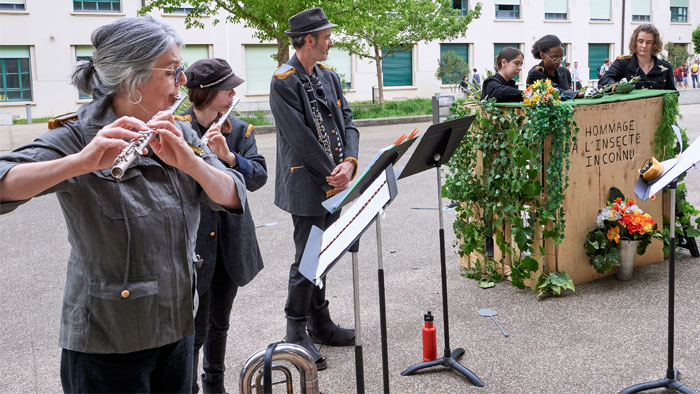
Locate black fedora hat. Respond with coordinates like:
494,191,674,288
184,58,244,90
285,8,337,37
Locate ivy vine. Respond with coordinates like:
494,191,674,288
443,97,578,297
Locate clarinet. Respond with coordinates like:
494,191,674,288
302,75,334,161
111,94,187,180
200,96,240,146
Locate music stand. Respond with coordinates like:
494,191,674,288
398,116,484,387
622,136,700,394
300,164,400,393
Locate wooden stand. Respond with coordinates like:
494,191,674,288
461,95,666,286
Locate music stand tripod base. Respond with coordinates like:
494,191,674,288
397,116,483,387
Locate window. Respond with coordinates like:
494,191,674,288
588,44,610,80
590,0,611,21
671,0,688,23
544,0,567,20
323,48,352,89
0,46,32,102
181,44,209,69
631,0,651,22
439,44,468,84
494,43,520,81
452,0,469,16
75,45,93,100
73,0,121,12
243,45,278,94
382,48,413,86
0,0,25,11
166,7,195,14
495,1,520,19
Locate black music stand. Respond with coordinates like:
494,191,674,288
623,137,700,394
398,116,484,387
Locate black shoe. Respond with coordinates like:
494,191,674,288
307,306,355,346
286,319,328,370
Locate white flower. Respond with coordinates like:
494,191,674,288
658,65,668,72
626,204,642,214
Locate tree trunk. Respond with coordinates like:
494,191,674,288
373,44,385,106
277,37,290,67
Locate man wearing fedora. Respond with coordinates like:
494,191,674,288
270,7,359,370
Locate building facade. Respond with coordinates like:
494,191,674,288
0,0,697,120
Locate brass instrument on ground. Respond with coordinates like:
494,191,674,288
200,96,240,146
111,94,187,180
239,343,319,394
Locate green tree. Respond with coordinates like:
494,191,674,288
664,42,690,69
138,0,329,66
692,25,700,54
329,0,481,106
436,50,468,91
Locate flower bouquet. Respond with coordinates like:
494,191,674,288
584,197,660,274
523,79,560,106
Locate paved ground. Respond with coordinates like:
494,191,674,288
2,98,700,393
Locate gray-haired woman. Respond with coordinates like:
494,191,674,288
0,16,246,393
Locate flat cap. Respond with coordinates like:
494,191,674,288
184,58,244,90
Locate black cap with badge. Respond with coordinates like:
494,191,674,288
184,58,244,90
285,7,337,37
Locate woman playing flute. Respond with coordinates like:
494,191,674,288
182,58,267,394
0,16,245,393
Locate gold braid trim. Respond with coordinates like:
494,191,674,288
319,63,335,71
344,157,358,180
245,124,254,138
48,112,78,130
173,114,192,122
326,189,342,198
616,55,632,60
274,68,296,79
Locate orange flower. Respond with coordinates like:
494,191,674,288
607,227,620,243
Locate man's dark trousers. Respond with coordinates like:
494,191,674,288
286,211,341,320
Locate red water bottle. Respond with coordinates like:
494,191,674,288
422,311,437,362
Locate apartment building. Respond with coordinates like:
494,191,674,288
0,0,697,120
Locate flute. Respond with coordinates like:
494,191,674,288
111,93,187,180
200,96,240,146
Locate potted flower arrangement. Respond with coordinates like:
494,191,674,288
584,197,660,280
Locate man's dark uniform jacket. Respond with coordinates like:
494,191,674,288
599,54,676,90
270,54,359,217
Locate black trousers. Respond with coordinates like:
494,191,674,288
285,211,341,321
60,335,193,393
192,251,238,393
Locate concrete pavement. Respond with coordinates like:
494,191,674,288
2,101,700,393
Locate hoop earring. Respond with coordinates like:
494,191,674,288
128,89,142,105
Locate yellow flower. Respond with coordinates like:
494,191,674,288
607,227,620,243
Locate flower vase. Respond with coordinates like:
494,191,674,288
616,239,639,281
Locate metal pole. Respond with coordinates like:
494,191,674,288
351,251,365,394
376,215,390,393
25,104,32,125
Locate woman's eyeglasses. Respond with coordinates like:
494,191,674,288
151,64,185,85
544,54,566,63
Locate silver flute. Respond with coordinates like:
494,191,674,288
200,96,240,146
111,93,187,180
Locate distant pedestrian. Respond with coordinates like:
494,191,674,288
691,60,699,88
459,75,469,92
683,62,690,88
471,68,481,85
675,65,685,89
565,62,574,89
597,58,610,79
573,61,583,89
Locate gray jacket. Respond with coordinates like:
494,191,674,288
0,93,246,354
184,107,266,290
270,54,359,217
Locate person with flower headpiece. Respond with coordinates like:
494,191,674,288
526,35,584,99
269,7,359,371
183,58,267,394
599,24,675,90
